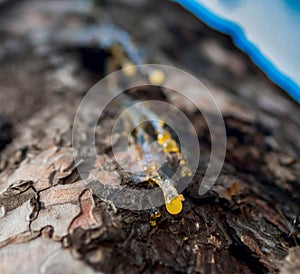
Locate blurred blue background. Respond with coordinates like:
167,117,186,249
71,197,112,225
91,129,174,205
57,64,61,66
175,0,300,103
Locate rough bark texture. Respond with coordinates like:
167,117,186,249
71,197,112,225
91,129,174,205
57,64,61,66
0,0,299,273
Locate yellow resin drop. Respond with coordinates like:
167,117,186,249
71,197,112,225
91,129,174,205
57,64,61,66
157,120,165,127
165,194,184,215
164,139,179,153
148,69,165,85
181,166,192,177
150,207,161,226
157,132,171,145
157,132,179,152
122,61,137,77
